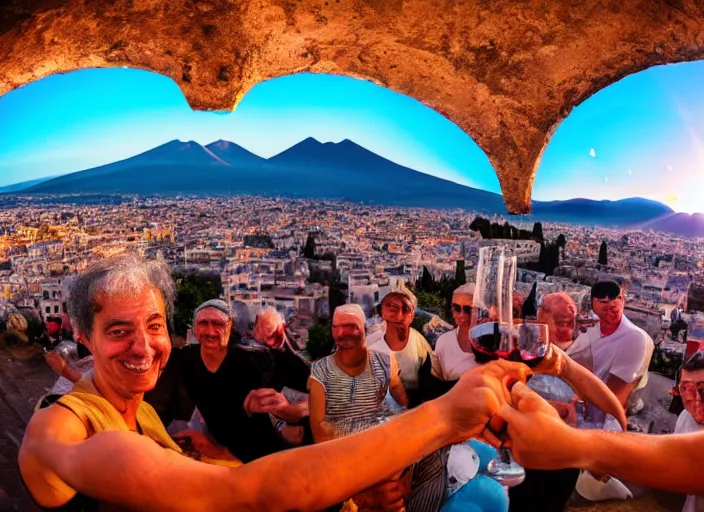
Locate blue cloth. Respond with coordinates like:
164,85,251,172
441,440,508,512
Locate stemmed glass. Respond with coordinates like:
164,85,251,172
468,246,550,490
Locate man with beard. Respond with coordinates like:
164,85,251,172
367,285,441,407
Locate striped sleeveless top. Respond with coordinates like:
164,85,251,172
311,350,391,429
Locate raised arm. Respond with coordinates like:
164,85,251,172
389,354,409,408
534,345,627,430
561,354,628,429
502,382,704,496
22,398,452,511
307,377,336,443
22,360,527,512
44,350,83,384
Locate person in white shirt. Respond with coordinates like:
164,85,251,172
366,285,440,406
673,351,704,512
434,283,480,381
568,280,654,415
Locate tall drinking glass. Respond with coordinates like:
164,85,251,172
470,246,526,489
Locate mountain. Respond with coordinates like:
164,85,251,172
640,212,704,238
530,197,674,225
206,140,265,166
24,140,250,195
0,175,58,193
19,137,679,228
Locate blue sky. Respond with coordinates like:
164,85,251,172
1,62,703,213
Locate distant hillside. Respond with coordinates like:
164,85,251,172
531,197,674,225
19,137,679,229
640,212,704,238
0,176,57,193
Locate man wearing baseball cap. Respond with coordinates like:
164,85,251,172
569,280,654,418
366,284,441,407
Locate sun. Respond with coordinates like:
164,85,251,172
669,171,704,214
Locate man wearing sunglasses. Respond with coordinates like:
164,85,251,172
435,284,480,381
568,280,654,417
673,351,704,512
367,285,441,407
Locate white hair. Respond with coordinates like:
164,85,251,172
66,253,176,339
333,304,366,330
453,283,476,297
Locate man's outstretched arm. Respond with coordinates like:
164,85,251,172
23,360,529,512
501,382,704,496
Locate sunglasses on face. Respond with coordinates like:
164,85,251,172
594,294,624,306
680,381,704,400
452,303,473,315
383,301,413,315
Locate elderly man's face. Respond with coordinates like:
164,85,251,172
542,300,577,344
86,286,171,398
332,311,365,351
451,293,473,327
194,307,231,353
253,313,285,349
680,369,704,424
380,295,414,327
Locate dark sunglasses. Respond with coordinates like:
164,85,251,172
452,303,473,315
679,381,704,400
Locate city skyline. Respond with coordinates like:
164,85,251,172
1,61,704,214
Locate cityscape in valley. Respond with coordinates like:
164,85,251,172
3,64,704,512
1,193,702,356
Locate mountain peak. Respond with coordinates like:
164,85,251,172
299,137,323,146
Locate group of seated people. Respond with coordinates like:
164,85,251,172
22,253,703,512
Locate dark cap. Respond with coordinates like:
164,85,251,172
591,280,622,300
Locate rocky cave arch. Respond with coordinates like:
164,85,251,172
2,0,704,213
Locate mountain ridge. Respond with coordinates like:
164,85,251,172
15,137,688,233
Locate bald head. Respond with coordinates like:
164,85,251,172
333,304,366,332
332,304,367,352
254,307,286,348
538,292,577,345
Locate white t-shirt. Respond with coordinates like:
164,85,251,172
569,315,653,392
367,325,438,390
674,410,704,512
434,329,480,381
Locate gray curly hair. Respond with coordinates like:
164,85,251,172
65,253,176,339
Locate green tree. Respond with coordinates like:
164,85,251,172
172,272,220,337
303,233,317,259
598,240,608,266
418,266,435,293
306,323,335,361
531,222,544,242
556,234,566,249
416,290,444,311
454,260,467,286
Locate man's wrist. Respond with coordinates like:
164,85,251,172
423,398,456,446
569,428,599,472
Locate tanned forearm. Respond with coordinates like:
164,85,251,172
562,358,627,429
246,400,453,511
52,401,453,511
574,429,704,495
